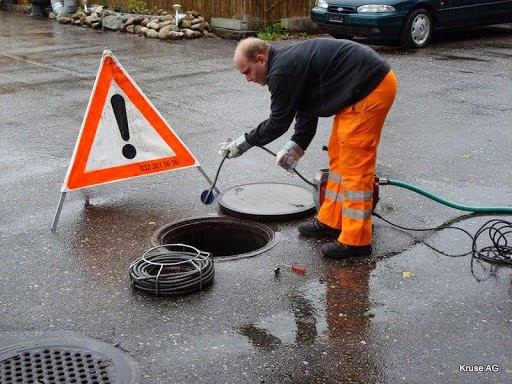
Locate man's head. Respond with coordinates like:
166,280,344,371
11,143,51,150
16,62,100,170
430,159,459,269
233,37,270,86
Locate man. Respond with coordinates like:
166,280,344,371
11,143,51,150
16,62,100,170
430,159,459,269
218,37,397,259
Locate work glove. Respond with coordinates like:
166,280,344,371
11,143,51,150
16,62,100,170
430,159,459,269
276,140,304,173
218,134,252,158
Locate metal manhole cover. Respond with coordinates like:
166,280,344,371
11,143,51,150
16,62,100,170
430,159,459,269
218,182,316,221
0,337,139,384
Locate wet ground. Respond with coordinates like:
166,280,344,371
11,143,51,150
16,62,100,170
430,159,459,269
1,10,512,384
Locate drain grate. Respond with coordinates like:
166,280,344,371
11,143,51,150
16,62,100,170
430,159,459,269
0,338,139,384
1,347,111,383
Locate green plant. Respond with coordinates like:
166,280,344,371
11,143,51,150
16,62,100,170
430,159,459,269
107,0,124,12
127,0,149,14
257,22,289,41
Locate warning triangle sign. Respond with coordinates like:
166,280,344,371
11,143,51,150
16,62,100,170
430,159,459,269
62,49,198,191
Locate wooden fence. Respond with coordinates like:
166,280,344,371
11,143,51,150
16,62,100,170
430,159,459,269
108,0,317,29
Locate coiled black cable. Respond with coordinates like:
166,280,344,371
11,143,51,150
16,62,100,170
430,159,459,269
129,244,215,296
471,219,512,266
373,213,512,267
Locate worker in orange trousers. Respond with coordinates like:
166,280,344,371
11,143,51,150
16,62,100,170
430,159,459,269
218,37,397,258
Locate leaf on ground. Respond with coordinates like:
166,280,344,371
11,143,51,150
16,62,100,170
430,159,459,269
402,271,415,279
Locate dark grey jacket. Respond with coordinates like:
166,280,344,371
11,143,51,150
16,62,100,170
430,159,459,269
245,38,391,150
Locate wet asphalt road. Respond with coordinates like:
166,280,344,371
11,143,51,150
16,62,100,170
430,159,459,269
1,10,512,384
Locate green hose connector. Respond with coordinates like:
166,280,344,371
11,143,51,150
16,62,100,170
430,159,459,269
379,178,512,214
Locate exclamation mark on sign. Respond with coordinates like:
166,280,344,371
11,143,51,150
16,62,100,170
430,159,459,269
111,94,137,159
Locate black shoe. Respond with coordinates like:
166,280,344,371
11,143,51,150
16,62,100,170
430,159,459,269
322,241,372,259
298,218,341,238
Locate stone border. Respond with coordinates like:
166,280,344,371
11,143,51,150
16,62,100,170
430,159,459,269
51,5,216,41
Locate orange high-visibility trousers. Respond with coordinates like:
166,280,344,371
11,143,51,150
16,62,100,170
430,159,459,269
317,71,397,246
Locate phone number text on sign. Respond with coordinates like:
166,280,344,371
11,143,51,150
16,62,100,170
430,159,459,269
139,159,180,172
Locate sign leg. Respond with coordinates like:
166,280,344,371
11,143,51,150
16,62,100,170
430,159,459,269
51,192,67,232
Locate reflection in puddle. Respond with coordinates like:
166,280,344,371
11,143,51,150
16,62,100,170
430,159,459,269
238,324,282,351
236,262,380,382
325,262,374,337
238,261,376,345
237,280,327,351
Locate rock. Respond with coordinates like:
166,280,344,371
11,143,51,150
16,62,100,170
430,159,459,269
146,21,160,30
168,31,184,40
90,5,104,13
191,22,208,32
102,15,123,31
182,28,202,39
85,15,101,26
191,17,205,24
131,15,145,24
57,16,72,24
146,29,159,38
180,19,192,29
72,11,85,20
158,25,173,39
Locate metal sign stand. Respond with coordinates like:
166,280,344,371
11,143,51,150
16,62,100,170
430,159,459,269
50,166,218,232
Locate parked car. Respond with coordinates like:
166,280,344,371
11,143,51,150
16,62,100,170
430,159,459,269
310,0,512,48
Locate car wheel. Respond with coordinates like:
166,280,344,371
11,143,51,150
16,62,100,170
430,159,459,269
401,8,432,48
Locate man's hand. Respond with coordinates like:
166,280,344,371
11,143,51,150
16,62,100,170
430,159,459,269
218,135,252,158
276,140,304,173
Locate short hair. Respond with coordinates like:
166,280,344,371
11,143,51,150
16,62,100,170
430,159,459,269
235,37,271,63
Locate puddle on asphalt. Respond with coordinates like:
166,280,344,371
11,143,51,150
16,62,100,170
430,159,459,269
237,261,375,350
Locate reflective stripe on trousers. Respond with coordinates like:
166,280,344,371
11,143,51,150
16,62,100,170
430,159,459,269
317,70,397,246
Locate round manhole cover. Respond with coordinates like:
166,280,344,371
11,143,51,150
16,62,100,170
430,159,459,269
217,182,316,221
0,337,139,384
150,215,278,261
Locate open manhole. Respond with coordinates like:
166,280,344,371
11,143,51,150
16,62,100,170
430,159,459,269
0,337,139,384
150,216,278,261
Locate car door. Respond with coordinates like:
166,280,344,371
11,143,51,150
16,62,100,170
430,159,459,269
475,0,512,22
436,0,477,27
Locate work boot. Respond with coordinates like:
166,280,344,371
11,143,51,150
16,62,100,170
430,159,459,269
322,241,372,259
298,217,341,238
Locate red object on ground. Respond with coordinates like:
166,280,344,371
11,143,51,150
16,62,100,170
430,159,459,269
289,265,307,275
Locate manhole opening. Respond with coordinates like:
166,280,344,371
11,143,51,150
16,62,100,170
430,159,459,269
151,216,278,260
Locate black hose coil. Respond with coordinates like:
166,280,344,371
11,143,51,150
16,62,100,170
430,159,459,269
129,244,215,296
472,219,512,266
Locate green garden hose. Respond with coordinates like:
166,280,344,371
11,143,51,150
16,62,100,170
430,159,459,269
379,178,512,214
